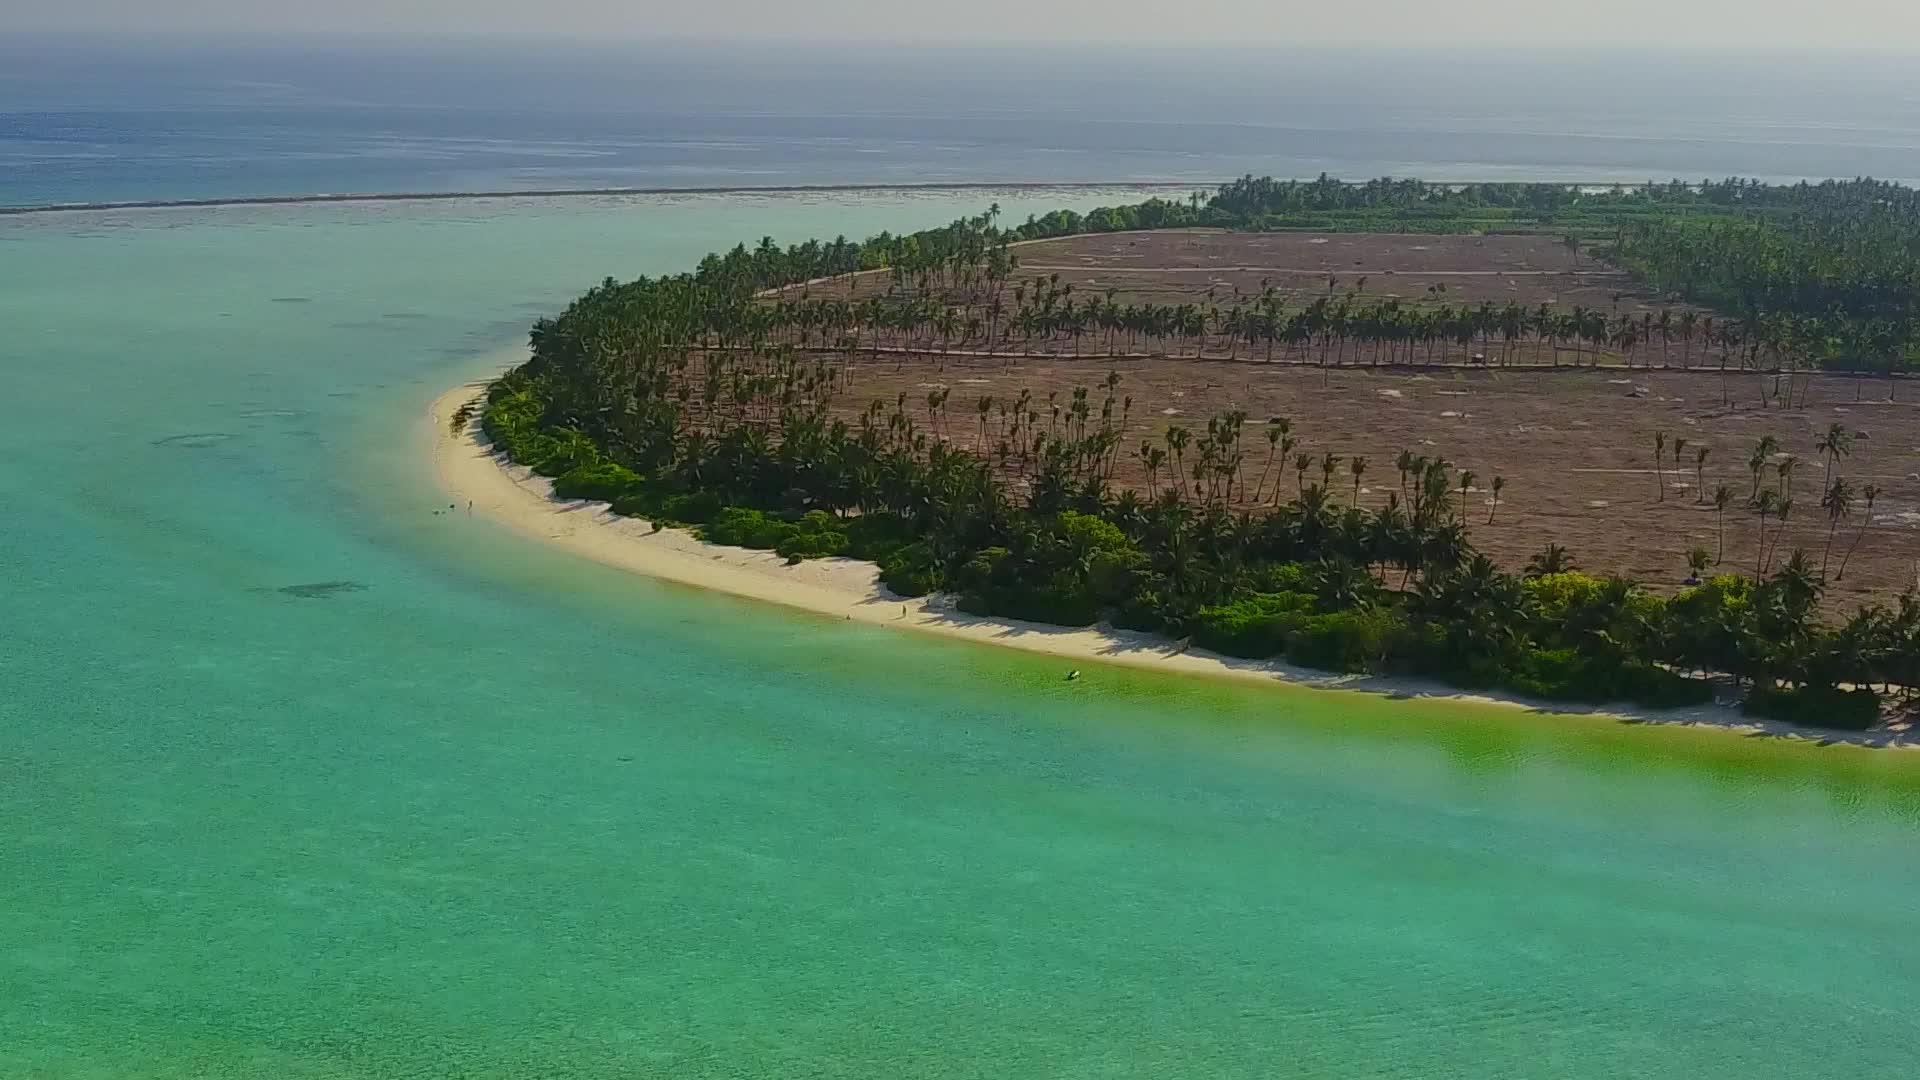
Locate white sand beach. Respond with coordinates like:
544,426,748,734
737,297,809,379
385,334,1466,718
429,379,1917,750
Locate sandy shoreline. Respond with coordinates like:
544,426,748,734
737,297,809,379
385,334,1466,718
428,379,1917,750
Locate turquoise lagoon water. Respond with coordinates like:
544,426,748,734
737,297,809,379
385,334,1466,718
3,190,1919,1078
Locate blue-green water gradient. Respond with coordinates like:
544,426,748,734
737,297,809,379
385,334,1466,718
3,191,1918,1078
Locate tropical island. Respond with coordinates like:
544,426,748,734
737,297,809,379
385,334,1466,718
454,176,1920,735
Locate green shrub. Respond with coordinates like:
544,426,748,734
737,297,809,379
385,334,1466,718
1522,571,1608,620
654,491,723,525
1502,649,1712,708
880,543,943,597
500,430,557,469
481,386,548,452
1055,511,1133,555
1743,685,1881,731
552,462,644,502
609,492,658,519
774,530,849,562
845,513,918,564
1664,575,1757,677
1191,591,1314,659
1110,592,1167,634
1087,549,1149,607
701,507,798,550
697,508,852,562
986,575,1100,627
951,549,1102,627
1614,664,1714,708
1285,609,1404,673
531,430,600,477
950,547,1010,597
1252,562,1312,594
1502,647,1581,699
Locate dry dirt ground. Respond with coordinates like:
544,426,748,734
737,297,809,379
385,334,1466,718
1009,229,1647,312
830,359,1918,608
776,232,1920,608
783,230,1722,369
790,229,1696,326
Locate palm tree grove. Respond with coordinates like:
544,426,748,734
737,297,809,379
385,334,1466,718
473,175,1920,731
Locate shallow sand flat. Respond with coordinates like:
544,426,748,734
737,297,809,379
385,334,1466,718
430,380,1917,750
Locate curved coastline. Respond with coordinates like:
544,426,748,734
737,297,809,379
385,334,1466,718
427,378,1918,751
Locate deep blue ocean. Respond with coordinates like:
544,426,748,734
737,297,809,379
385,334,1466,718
5,37,1920,207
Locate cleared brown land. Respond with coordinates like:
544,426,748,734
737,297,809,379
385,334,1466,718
785,229,1690,327
765,231,1919,607
1012,229,1644,311
846,361,1916,604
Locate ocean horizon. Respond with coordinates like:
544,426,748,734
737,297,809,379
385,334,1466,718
6,37,1920,208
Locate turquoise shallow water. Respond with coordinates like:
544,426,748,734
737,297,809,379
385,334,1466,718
4,190,1920,1078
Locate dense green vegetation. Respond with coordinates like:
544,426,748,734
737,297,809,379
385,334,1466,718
1613,179,1920,378
482,176,1920,731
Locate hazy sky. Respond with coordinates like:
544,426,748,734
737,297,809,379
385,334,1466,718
10,0,1920,50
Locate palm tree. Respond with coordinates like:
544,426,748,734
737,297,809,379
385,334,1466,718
1457,470,1477,522
1773,550,1822,616
1652,431,1666,501
1713,485,1733,564
1692,445,1711,503
1776,454,1798,501
1747,435,1779,503
1752,489,1780,573
1685,547,1712,583
1165,426,1190,499
1816,422,1852,489
1320,453,1343,491
1765,495,1794,576
1821,476,1855,580
1350,455,1369,506
1486,475,1505,524
1273,429,1299,505
1671,437,1688,495
1526,542,1573,577
1835,483,1880,582
1253,419,1288,504
1293,451,1314,495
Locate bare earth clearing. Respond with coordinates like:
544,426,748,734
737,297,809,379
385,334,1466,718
766,231,1920,609
1011,229,1642,311
785,230,1691,334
